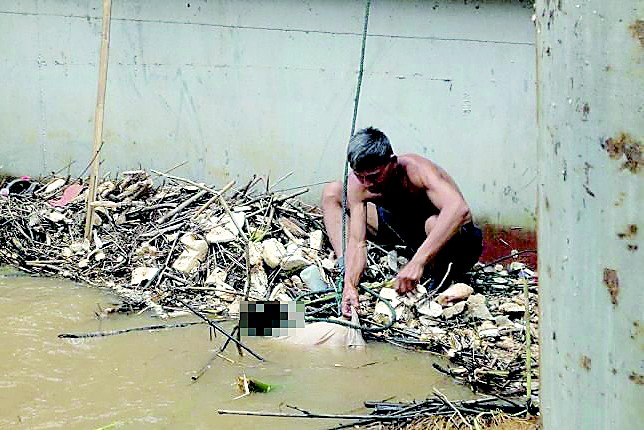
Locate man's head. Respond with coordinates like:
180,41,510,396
347,127,396,192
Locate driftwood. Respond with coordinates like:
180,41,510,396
58,321,204,339
0,169,539,399
217,394,529,425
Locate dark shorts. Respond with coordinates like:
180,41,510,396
375,206,483,279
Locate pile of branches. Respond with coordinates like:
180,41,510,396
219,393,536,430
0,170,333,315
0,170,539,399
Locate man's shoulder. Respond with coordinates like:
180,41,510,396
398,153,434,165
346,173,369,202
397,154,437,180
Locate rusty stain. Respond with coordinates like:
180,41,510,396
629,372,644,385
580,355,592,371
617,224,638,239
602,268,619,306
602,132,642,173
629,20,644,47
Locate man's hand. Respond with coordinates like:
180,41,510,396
395,260,424,294
341,285,360,318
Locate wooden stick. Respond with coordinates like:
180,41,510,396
218,193,249,243
217,410,407,420
84,0,113,240
194,180,235,217
176,298,265,361
434,388,472,430
268,171,293,191
150,169,222,194
523,278,532,403
58,321,203,339
157,188,208,224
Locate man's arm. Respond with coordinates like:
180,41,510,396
341,191,368,317
396,160,471,293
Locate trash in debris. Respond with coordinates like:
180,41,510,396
436,282,474,305
0,170,539,398
300,265,329,292
236,374,277,398
48,183,84,207
442,301,466,319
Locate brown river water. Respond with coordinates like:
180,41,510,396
0,272,474,429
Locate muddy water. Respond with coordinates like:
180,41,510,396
0,273,474,429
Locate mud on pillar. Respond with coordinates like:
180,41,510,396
535,1,643,428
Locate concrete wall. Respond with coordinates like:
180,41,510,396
0,0,536,227
536,1,643,428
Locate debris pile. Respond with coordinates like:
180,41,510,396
0,171,539,398
0,171,330,316
361,261,539,399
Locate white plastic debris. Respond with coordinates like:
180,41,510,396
248,241,264,266
205,266,228,286
308,230,323,252
47,211,66,223
205,212,246,243
442,301,466,319
131,267,159,285
378,287,401,307
250,265,268,298
228,298,241,317
42,178,66,195
280,243,311,271
416,300,443,318
69,239,90,255
172,233,208,273
261,238,286,268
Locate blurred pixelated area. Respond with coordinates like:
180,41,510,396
240,301,305,337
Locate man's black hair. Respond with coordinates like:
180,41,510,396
347,127,393,171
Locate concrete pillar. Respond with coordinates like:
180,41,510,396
535,1,642,428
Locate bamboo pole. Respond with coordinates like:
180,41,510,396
84,0,113,240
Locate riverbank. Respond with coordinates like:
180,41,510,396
0,171,539,427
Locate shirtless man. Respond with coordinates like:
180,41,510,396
321,127,483,318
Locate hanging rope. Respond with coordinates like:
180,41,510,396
338,0,372,316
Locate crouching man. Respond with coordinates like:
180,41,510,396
321,127,483,317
